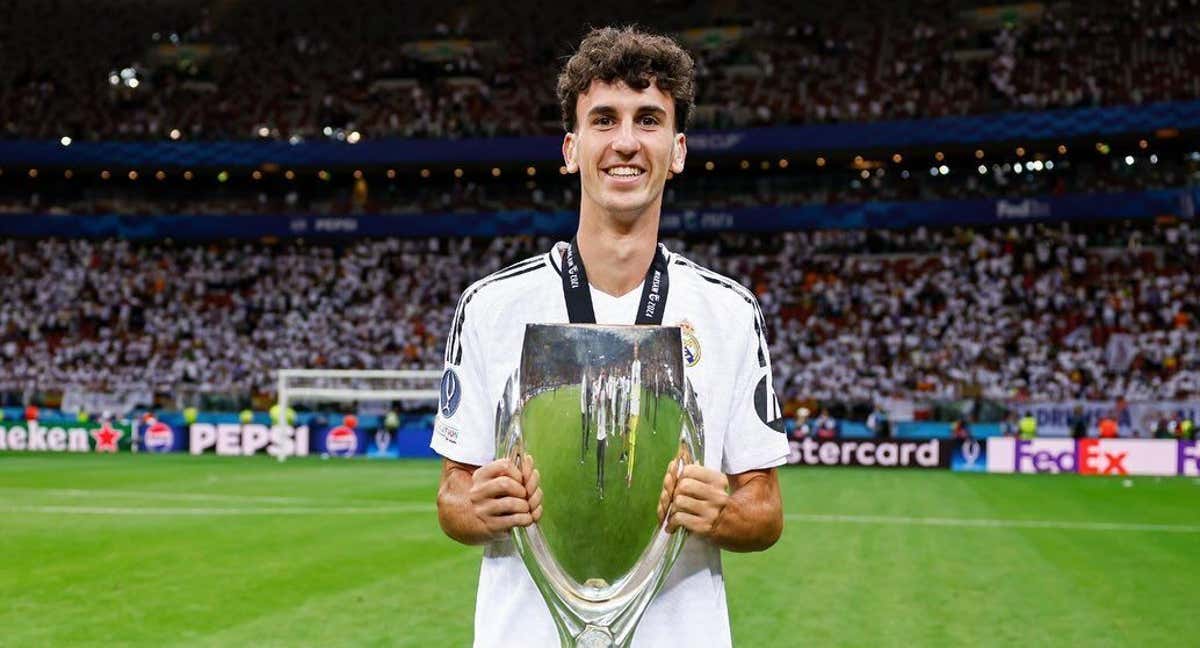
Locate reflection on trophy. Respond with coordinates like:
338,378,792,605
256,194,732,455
496,324,705,648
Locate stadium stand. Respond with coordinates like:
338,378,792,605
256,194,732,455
1,0,1198,140
2,219,1197,413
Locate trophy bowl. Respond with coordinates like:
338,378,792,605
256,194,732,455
496,324,705,648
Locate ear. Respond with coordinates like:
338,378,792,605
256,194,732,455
670,132,687,174
562,132,579,174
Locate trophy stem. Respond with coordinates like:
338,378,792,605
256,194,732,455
574,625,614,648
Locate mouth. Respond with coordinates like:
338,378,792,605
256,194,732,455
602,165,646,182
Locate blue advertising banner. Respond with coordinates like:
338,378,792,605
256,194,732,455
949,438,989,472
137,420,186,453
1,187,1193,240
310,415,437,459
2,100,1196,167
312,423,366,457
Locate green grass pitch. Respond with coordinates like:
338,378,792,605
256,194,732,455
1,453,1197,646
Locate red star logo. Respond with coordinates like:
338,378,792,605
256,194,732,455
91,423,123,453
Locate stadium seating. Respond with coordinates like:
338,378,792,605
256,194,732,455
2,220,1196,413
2,0,1198,140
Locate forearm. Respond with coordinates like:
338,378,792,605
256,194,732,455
436,461,499,545
710,470,783,553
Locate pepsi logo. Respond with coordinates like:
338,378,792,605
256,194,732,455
144,421,174,453
325,425,358,456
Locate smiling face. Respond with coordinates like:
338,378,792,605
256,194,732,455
563,79,687,224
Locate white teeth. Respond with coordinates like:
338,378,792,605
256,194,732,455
606,167,644,177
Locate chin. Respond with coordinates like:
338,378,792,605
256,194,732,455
600,192,658,217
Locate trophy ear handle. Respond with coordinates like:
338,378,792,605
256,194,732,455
495,369,522,457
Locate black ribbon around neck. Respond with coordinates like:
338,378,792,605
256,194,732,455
562,238,670,325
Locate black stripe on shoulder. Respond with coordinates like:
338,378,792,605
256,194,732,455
548,249,564,277
445,256,545,362
447,259,548,364
497,256,545,275
673,257,770,368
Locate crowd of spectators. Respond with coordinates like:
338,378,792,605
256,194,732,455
713,221,1200,415
2,0,1198,141
2,220,1197,413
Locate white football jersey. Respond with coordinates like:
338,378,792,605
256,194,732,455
432,242,788,648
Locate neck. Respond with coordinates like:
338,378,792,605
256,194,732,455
575,206,660,297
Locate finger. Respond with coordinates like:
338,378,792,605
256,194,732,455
530,504,542,523
520,453,534,483
661,465,677,489
671,493,711,517
674,477,725,501
473,475,526,500
477,458,522,482
670,511,709,535
479,496,531,517
488,512,533,532
680,464,728,488
527,486,543,513
525,468,541,498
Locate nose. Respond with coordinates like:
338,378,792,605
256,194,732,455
611,121,640,155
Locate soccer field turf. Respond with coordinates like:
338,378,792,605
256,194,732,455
2,453,1197,647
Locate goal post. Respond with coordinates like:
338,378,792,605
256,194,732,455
276,369,442,415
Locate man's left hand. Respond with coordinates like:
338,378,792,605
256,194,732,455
667,464,730,539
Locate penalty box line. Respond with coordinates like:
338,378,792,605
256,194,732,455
785,513,1200,534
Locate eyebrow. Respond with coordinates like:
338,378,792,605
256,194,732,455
586,104,669,119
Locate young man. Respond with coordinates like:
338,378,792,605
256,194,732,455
432,26,787,648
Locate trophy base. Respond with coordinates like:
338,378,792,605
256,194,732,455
575,626,614,648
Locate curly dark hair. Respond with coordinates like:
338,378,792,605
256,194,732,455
557,26,696,133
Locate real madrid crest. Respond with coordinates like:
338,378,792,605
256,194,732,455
679,320,701,367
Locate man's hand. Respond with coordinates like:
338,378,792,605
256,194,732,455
520,453,543,524
469,458,534,536
437,454,542,545
655,460,783,553
666,464,730,538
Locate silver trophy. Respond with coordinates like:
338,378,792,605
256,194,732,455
496,324,705,648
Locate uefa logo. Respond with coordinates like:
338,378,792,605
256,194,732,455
440,369,462,417
325,425,358,456
952,439,987,472
144,421,174,453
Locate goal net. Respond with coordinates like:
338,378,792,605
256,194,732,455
275,369,442,414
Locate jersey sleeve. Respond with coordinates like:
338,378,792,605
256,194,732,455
431,290,495,466
721,299,789,475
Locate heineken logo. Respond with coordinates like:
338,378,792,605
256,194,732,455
90,423,124,453
0,421,123,453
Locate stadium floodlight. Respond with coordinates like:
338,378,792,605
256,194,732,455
276,369,441,415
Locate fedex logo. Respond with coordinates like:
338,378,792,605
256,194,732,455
1179,441,1200,477
1077,439,1127,475
1014,439,1076,473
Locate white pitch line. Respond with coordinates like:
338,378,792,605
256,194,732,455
785,513,1200,534
0,487,315,504
0,503,436,516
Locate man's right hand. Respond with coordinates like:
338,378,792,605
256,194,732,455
469,456,541,536
438,455,541,545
